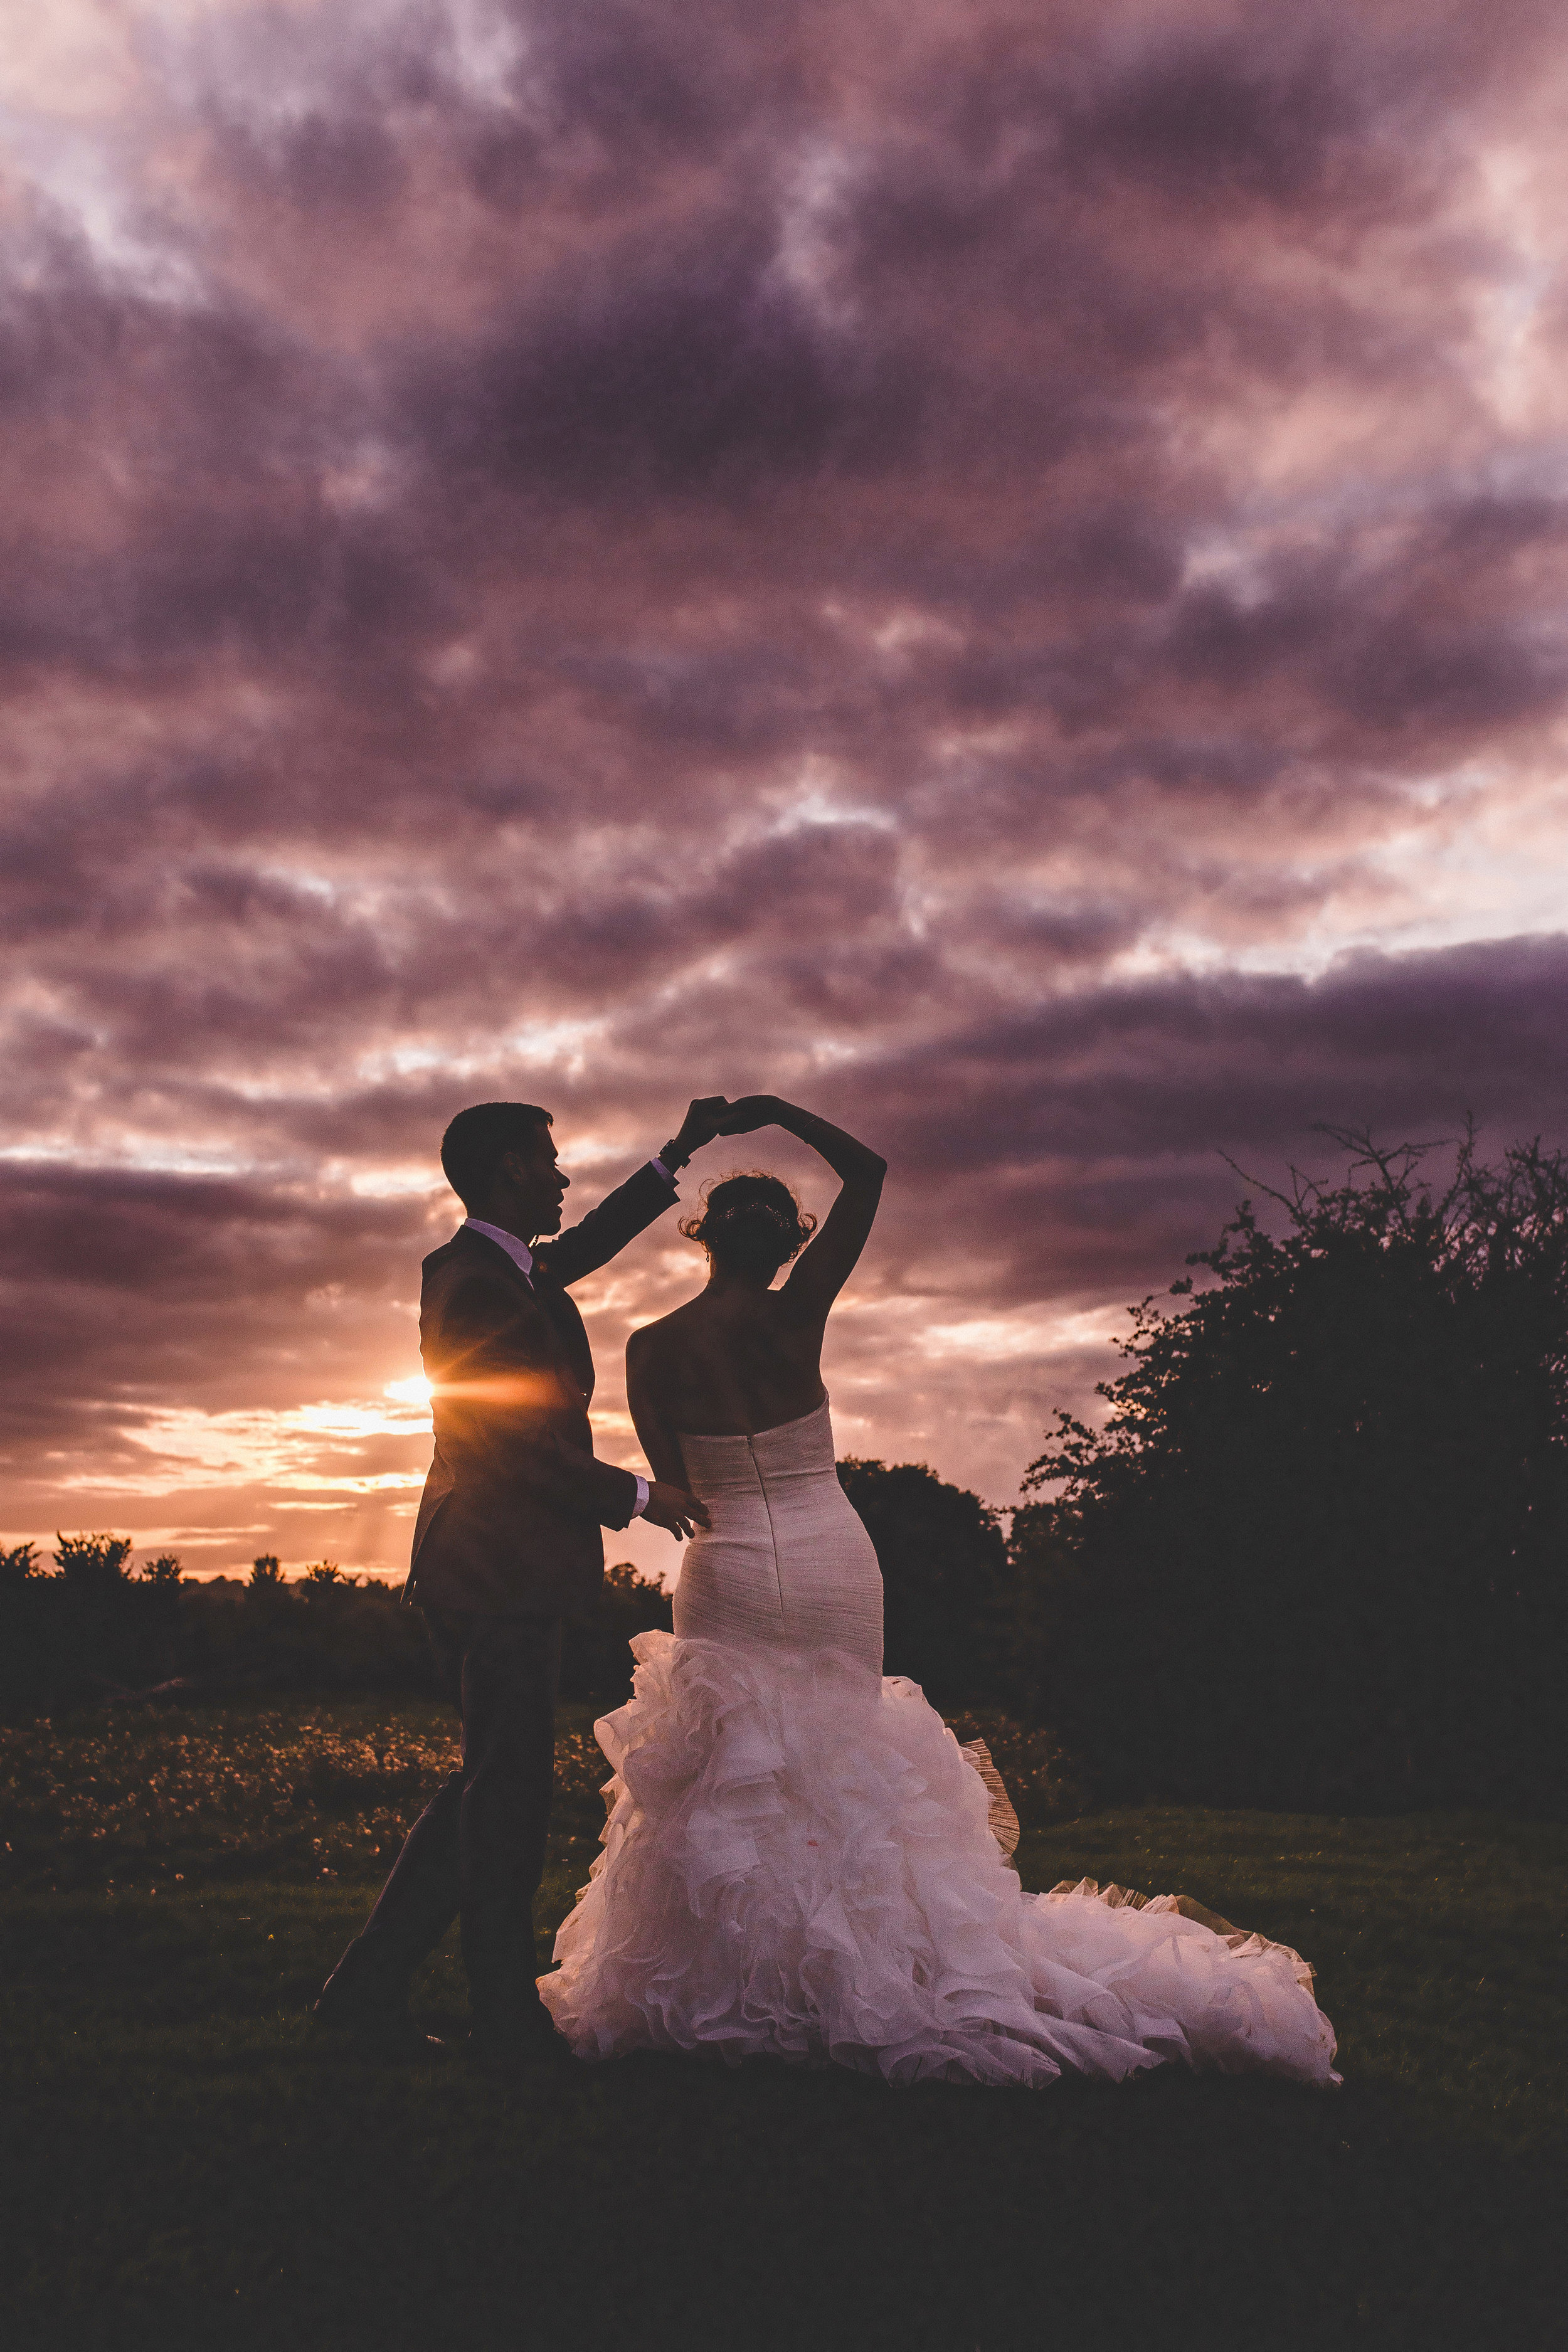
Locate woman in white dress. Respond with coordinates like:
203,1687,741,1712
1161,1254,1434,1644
539,1098,1339,2089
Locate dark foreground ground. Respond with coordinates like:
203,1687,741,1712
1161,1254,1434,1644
1,1698,1563,2351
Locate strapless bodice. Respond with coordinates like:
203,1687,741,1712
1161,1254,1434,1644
671,1394,883,1671
676,1393,837,1503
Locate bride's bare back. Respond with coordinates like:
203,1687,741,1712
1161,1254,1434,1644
627,1098,885,1485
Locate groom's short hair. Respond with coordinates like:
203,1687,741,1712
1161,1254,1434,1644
441,1102,553,1208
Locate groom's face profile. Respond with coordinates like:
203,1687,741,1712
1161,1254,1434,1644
496,1125,568,1239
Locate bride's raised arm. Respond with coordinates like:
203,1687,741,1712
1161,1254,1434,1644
716,1096,886,1319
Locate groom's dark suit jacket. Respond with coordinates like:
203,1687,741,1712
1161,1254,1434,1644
405,1162,675,1620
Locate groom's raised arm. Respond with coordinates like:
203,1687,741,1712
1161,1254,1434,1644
540,1160,679,1289
539,1097,729,1287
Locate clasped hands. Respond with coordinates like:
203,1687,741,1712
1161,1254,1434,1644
669,1093,778,1160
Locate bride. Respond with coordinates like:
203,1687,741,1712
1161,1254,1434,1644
539,1098,1339,2089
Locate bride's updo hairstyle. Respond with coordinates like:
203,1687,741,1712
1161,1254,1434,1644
681,1172,817,1281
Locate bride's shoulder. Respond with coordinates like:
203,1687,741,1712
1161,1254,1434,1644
627,1300,701,1353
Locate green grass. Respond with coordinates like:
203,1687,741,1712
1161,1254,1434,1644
2,1698,1563,2350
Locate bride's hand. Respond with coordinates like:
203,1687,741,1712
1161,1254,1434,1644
714,1094,777,1135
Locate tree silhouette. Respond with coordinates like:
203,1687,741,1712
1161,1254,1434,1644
53,1534,134,1594
837,1458,1012,1706
1017,1128,1568,1811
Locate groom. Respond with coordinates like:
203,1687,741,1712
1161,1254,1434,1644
311,1096,725,2060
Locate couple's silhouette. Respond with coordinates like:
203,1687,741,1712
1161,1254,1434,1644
314,1094,1338,2087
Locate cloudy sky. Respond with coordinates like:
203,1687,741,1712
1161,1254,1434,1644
4,0,1567,1582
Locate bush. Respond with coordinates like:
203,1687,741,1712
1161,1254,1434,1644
942,1708,1086,1825
837,1459,1014,1707
0,1545,682,1717
1020,1130,1568,1814
561,1562,673,1702
53,1533,134,1594
180,1572,434,1698
0,1548,437,1717
1,1542,41,1588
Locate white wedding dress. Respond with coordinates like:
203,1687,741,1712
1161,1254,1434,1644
539,1398,1340,2089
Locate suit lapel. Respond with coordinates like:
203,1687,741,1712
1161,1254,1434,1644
528,1256,595,1399
453,1227,595,1404
524,1251,603,1404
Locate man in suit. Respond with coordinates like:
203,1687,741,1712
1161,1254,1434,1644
311,1095,726,2061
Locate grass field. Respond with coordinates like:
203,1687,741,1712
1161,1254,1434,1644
2,1697,1563,2351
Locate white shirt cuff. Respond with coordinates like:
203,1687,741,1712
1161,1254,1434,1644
649,1155,676,1187
632,1475,649,1518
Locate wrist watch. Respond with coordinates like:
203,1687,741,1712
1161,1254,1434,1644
659,1136,689,1172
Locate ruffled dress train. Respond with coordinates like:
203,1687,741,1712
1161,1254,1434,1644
539,1401,1338,2090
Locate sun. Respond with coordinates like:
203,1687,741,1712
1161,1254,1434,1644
383,1376,433,1407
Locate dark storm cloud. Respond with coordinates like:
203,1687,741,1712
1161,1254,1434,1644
868,932,1568,1178
411,224,928,501
1056,36,1359,206
808,930,1568,1308
0,1162,425,1396
1160,494,1568,738
4,0,1567,1554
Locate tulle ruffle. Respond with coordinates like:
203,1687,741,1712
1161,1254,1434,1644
538,1631,1340,2090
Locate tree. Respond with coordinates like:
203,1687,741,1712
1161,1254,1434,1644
53,1534,134,1593
1,1542,40,1587
561,1561,675,1702
249,1554,283,1588
140,1553,184,1586
1019,1130,1568,1812
837,1458,1012,1707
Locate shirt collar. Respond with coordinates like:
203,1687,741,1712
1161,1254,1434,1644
461,1217,534,1280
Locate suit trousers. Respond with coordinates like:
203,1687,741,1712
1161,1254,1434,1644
322,1608,562,2030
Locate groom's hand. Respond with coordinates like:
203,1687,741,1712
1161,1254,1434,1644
642,1481,711,1539
714,1094,776,1136
669,1096,731,1162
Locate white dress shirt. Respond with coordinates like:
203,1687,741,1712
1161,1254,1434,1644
460,1216,538,1279
459,1152,678,1521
